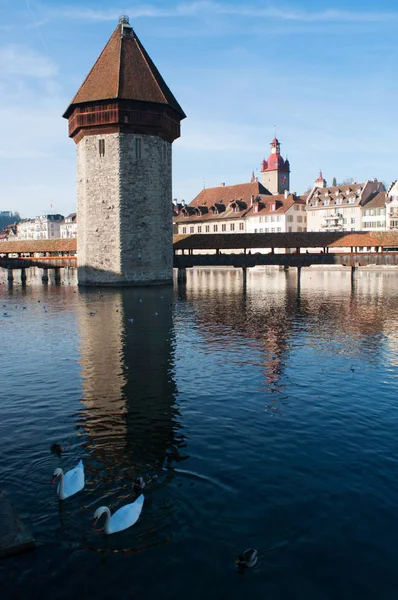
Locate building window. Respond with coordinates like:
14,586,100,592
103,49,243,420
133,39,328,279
277,227,282,232
213,224,218,232
254,229,258,233
182,227,186,234
99,139,105,157
288,226,292,232
198,226,202,233
222,224,226,231
351,217,355,224
135,138,142,159
271,216,275,222
297,216,302,223
276,216,281,222
259,216,263,223
287,215,293,222
190,226,194,233
239,222,244,231
205,225,210,232
230,223,235,231
271,227,275,232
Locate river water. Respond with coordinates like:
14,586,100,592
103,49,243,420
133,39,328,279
1,266,398,599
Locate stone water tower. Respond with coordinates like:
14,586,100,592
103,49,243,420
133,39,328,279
63,17,186,286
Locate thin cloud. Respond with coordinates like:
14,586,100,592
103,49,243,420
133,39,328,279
0,45,57,78
42,2,398,23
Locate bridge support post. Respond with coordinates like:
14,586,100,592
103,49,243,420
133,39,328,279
242,267,247,287
351,265,357,282
7,268,13,284
42,269,49,284
54,268,61,284
20,268,27,284
177,268,187,283
297,265,302,286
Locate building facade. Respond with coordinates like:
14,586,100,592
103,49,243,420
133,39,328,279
12,214,64,241
306,178,384,232
63,16,185,286
175,181,306,235
60,213,77,238
386,181,398,231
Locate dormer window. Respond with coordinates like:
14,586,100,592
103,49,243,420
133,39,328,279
253,204,258,213
271,203,276,211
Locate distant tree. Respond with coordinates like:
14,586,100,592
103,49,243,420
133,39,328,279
338,177,355,185
332,177,337,186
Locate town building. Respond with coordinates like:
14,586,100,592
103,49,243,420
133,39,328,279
175,181,270,235
60,213,77,238
386,181,398,231
175,181,306,235
361,191,387,231
63,16,185,286
306,178,384,232
260,137,290,195
246,191,307,233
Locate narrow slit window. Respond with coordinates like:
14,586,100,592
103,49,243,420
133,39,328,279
99,139,105,157
135,138,142,159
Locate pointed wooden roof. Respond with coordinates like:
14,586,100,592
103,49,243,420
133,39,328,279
63,18,185,119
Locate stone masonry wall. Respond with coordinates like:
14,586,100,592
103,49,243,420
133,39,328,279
77,134,122,285
76,133,173,285
119,134,173,283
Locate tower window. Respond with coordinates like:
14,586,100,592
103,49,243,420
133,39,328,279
135,138,142,159
99,139,105,157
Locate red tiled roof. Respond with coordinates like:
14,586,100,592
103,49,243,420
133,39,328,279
0,239,77,254
64,20,185,118
245,194,305,216
362,191,387,209
172,231,398,250
175,182,271,222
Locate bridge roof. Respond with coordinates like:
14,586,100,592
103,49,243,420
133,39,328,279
173,231,398,250
0,239,77,254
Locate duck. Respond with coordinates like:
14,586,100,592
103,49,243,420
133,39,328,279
235,548,258,572
50,443,63,456
133,476,145,492
52,459,85,500
93,494,145,535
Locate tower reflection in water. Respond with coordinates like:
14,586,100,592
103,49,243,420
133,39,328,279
77,286,184,484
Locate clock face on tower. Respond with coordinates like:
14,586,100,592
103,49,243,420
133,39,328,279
271,147,276,154
281,175,287,185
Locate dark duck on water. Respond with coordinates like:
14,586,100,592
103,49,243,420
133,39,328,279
235,548,258,573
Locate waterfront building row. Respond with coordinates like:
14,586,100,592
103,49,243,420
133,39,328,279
0,213,77,241
175,137,398,236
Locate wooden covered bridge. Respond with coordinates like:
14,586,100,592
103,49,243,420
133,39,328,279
1,231,398,284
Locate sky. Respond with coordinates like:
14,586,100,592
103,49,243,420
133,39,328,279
0,0,398,218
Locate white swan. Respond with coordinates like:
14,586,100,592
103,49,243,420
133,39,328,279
52,459,85,500
93,494,144,534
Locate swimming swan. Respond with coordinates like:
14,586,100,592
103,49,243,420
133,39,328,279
52,459,85,500
93,494,144,534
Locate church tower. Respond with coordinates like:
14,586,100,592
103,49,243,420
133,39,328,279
63,17,186,286
260,137,290,195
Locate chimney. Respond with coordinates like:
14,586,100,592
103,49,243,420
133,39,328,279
251,194,254,205
284,189,289,199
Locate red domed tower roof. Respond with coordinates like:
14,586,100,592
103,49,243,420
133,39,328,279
267,154,286,170
261,137,289,172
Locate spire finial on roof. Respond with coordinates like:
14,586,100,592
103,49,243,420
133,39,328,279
119,15,130,24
